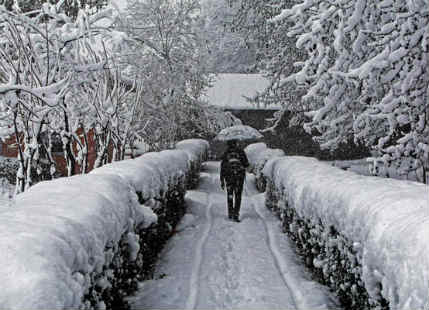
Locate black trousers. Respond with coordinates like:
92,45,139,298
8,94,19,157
225,176,244,218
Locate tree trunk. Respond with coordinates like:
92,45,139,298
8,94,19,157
13,111,26,194
63,109,76,176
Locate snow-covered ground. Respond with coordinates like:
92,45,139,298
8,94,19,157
127,162,340,310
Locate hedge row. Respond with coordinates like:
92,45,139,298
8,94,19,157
0,139,209,310
244,142,284,192
246,143,428,310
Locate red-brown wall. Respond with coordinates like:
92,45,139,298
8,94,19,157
1,129,113,176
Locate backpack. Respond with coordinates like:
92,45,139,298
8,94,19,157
225,150,244,176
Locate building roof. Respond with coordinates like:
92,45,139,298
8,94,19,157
201,73,280,109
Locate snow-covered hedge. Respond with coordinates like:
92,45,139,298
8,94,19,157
263,156,429,309
244,143,284,191
176,139,210,189
0,157,19,184
244,142,268,171
0,139,209,310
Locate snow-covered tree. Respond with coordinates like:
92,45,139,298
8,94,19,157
199,0,257,73
0,5,71,192
0,2,120,191
221,0,307,118
119,0,209,102
276,0,429,183
351,0,429,183
80,68,146,168
0,0,255,193
113,0,220,149
227,0,428,183
2,0,108,19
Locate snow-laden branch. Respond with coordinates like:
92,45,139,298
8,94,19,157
0,77,70,107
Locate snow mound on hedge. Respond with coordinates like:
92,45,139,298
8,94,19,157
244,142,267,165
245,142,285,174
92,139,209,199
0,139,208,309
263,156,429,309
175,139,210,163
92,150,189,200
0,174,140,310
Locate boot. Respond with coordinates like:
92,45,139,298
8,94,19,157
227,193,234,220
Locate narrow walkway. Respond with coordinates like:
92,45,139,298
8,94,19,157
128,162,340,309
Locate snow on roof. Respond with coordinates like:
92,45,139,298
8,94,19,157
201,73,279,109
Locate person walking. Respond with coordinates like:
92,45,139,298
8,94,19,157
220,139,249,222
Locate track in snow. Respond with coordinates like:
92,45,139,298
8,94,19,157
246,184,301,310
185,176,214,310
129,162,340,310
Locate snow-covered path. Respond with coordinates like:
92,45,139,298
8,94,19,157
128,162,340,310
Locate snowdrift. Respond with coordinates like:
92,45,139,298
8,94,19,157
0,139,209,309
262,156,428,309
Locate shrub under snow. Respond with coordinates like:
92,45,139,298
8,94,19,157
176,139,210,189
244,142,268,171
262,156,428,309
0,157,19,185
0,139,209,309
244,143,285,191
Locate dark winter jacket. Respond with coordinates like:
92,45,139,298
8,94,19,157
220,145,249,185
